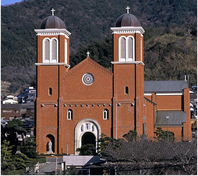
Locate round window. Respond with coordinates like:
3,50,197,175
82,73,94,86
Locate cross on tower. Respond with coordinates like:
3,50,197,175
51,8,55,16
86,51,90,57
126,6,130,13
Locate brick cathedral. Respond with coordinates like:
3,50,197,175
35,7,191,154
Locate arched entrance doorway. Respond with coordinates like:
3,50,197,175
82,132,96,146
74,119,101,155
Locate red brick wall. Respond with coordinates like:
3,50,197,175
183,87,192,141
60,105,112,154
39,66,59,101
62,58,112,101
116,104,135,139
113,64,135,100
144,96,155,140
156,95,182,110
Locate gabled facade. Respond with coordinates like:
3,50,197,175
35,7,191,155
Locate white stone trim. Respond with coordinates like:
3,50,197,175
127,36,135,61
65,39,67,64
35,29,71,38
111,61,144,65
35,63,70,67
140,37,143,62
111,26,145,34
118,35,135,62
51,38,59,63
42,37,50,63
156,93,183,96
74,119,101,155
144,93,152,96
119,36,126,61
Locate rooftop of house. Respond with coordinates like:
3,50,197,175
144,80,188,93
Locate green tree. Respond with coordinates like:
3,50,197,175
97,133,114,155
1,139,32,174
20,136,37,158
154,127,175,141
123,130,138,142
12,152,32,170
2,119,26,154
98,133,123,155
76,144,96,155
1,140,15,172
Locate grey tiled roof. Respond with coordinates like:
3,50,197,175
1,104,22,109
156,111,186,127
144,80,188,93
1,103,34,110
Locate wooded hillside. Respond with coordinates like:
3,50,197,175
1,0,197,94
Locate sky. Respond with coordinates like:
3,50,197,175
1,0,23,6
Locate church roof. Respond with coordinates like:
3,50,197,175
116,13,141,27
144,81,188,93
40,9,66,29
115,6,141,27
40,15,66,29
156,111,186,127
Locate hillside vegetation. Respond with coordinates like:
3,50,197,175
1,0,197,95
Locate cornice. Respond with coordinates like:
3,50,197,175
35,63,70,68
111,61,145,66
156,93,183,96
34,29,71,38
111,26,145,35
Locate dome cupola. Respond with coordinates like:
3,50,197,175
40,8,66,29
115,6,141,27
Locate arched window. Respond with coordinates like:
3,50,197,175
51,38,58,63
43,38,50,63
127,37,134,61
67,109,73,120
65,39,67,64
119,37,126,61
42,38,58,63
125,86,129,94
119,36,135,61
48,87,52,96
103,109,109,120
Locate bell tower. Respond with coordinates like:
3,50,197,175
35,9,71,154
111,6,145,138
